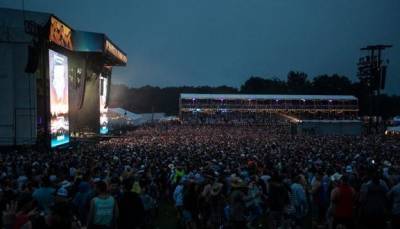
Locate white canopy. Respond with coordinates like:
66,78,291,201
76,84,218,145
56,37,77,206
108,108,166,126
387,126,400,133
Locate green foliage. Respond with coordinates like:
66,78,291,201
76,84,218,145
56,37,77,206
109,72,400,118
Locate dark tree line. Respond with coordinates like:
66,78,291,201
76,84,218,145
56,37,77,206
109,71,400,118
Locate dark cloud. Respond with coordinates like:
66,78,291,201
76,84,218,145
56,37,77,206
1,0,399,94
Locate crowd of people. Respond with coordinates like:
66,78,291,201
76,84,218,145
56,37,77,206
1,123,400,229
180,111,358,126
181,112,290,125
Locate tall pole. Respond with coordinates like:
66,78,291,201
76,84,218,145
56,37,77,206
357,45,392,134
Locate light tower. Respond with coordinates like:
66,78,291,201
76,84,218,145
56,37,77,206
357,45,392,132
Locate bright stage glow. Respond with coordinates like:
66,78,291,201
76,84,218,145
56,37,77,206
49,49,69,147
100,75,109,134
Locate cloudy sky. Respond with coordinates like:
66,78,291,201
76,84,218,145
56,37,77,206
1,0,399,94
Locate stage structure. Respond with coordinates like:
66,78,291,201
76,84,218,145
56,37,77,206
0,8,127,148
180,93,361,135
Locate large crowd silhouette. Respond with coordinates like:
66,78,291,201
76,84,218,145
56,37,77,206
1,123,400,229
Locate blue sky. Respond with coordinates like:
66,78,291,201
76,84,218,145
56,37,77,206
1,0,399,94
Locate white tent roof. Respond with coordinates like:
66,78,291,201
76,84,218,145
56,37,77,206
180,93,357,101
109,108,142,121
108,108,167,125
387,126,400,132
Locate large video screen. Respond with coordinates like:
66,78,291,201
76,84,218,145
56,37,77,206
99,75,109,134
49,49,69,147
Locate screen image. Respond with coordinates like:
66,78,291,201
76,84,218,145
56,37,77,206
100,75,109,134
49,49,69,147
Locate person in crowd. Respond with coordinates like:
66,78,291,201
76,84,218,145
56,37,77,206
268,173,289,229
330,175,355,229
1,122,399,228
182,181,198,229
118,178,145,229
387,176,400,229
32,177,55,214
228,177,247,229
73,175,93,224
87,181,118,229
359,172,389,229
173,178,184,222
290,175,308,227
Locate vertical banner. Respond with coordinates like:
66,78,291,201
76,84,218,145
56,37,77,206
49,49,69,147
99,75,109,134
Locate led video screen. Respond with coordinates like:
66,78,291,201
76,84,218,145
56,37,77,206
100,75,109,134
49,49,69,147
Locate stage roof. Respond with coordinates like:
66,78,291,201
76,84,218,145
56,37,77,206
0,7,51,43
180,93,357,101
73,31,127,66
0,7,127,66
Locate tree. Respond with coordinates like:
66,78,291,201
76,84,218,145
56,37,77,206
287,71,310,94
311,74,352,95
240,76,287,94
109,74,400,118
